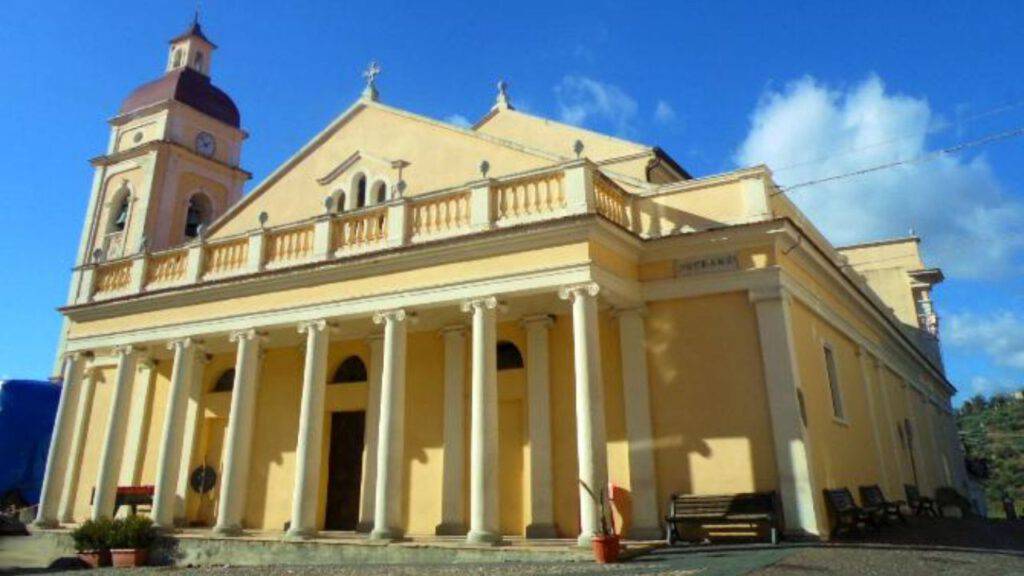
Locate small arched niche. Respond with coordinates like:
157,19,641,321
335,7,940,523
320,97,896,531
352,173,367,209
212,369,235,393
332,355,368,384
184,192,212,239
497,340,524,371
371,181,387,204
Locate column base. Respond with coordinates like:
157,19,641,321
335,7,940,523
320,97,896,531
576,532,596,547
466,529,502,545
369,528,398,541
625,525,664,541
355,521,373,534
284,528,317,540
32,518,59,530
524,523,558,539
213,524,243,537
782,528,821,542
435,522,467,536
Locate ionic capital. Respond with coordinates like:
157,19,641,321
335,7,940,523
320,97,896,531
558,282,600,302
297,319,330,335
113,344,139,357
372,308,408,325
229,328,265,344
460,296,499,313
166,337,201,353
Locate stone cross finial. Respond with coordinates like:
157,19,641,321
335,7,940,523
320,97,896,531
495,79,513,110
362,61,381,101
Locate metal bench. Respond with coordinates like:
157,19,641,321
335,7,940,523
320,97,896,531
664,491,780,545
858,484,906,525
904,484,938,517
823,488,878,538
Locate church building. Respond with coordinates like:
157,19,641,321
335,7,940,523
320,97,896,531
36,20,967,544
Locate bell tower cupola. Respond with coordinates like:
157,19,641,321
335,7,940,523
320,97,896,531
167,14,215,76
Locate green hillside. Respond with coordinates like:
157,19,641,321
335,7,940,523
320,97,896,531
957,392,1024,513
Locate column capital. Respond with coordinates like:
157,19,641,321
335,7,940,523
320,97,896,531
166,337,201,352
62,351,84,364
460,296,498,313
297,319,331,335
748,285,790,305
520,314,554,330
229,328,266,344
558,282,600,301
113,344,140,357
372,308,408,325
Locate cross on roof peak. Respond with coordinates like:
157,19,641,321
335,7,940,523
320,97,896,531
361,61,381,102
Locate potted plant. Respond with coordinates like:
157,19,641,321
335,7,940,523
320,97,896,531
71,518,113,568
108,515,156,568
579,480,620,563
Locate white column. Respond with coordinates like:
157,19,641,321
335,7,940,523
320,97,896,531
58,367,97,524
858,348,890,493
174,352,208,524
357,335,383,532
463,297,501,544
214,329,264,535
522,315,556,539
749,287,819,537
559,283,609,547
92,346,139,520
616,308,662,540
35,353,86,527
152,338,200,529
437,325,468,535
287,320,331,539
369,309,408,540
120,358,156,488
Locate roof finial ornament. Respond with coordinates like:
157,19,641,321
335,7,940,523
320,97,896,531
362,60,381,102
495,79,513,110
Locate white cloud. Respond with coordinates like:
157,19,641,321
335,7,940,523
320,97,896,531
555,75,637,134
735,75,1024,278
445,114,471,128
946,311,1024,370
965,376,1021,398
654,100,676,124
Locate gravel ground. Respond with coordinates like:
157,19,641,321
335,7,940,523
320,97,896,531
749,546,1024,576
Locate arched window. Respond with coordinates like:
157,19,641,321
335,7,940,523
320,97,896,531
111,195,130,232
372,181,387,204
355,175,367,209
332,355,367,384
172,49,182,68
212,369,235,392
497,341,524,371
334,190,346,213
194,51,204,70
185,193,211,238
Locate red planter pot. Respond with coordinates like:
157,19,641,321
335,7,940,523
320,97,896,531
591,534,621,564
111,548,149,568
77,550,111,568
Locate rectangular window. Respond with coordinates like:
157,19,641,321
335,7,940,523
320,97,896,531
823,345,845,421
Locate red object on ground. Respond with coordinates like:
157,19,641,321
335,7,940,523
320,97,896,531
592,534,621,563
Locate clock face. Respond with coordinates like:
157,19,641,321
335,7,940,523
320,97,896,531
195,132,216,157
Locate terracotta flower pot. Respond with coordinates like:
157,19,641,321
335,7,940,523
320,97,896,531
77,550,111,568
111,548,149,568
591,534,621,564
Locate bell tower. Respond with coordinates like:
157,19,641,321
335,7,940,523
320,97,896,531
166,14,215,76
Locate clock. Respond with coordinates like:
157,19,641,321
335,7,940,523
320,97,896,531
195,131,216,157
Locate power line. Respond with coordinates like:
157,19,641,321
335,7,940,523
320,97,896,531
773,125,1024,195
772,97,1024,174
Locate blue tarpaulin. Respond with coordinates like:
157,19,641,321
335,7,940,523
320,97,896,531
0,379,61,505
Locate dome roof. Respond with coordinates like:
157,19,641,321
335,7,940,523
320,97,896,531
119,67,240,128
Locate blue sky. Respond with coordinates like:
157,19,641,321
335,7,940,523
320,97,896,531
1,1,1021,403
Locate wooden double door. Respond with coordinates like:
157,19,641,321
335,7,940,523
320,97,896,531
323,411,366,531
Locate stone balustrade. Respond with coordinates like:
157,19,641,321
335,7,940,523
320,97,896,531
77,160,638,303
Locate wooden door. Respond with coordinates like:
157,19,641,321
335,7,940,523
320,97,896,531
323,411,366,531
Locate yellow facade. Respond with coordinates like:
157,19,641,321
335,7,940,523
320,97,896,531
37,21,968,545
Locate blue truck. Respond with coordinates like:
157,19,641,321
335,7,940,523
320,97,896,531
0,379,61,508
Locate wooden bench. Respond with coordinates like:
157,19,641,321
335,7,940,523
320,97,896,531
664,492,780,545
904,484,938,517
89,485,155,516
935,486,973,518
858,485,906,525
823,488,878,538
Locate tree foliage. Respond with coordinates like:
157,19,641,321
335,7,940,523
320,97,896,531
957,392,1024,503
